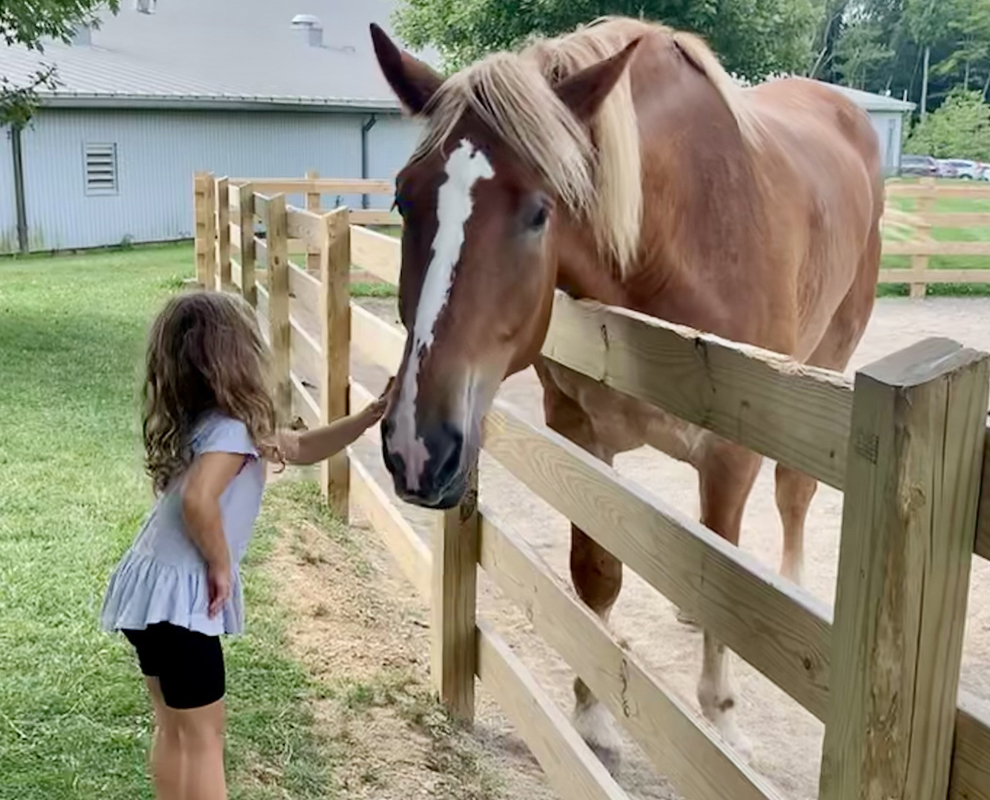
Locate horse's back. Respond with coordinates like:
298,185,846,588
741,78,883,350
748,77,883,219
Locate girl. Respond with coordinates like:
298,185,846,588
100,290,391,800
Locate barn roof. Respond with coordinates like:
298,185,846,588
0,0,438,112
829,84,916,113
2,5,918,115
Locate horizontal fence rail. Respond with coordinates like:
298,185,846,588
226,174,398,228
195,173,990,800
881,177,990,296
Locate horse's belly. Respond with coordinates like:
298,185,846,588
537,358,705,465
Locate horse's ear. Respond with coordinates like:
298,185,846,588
553,38,641,123
370,23,443,115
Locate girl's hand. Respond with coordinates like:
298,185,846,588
207,561,231,618
365,377,396,424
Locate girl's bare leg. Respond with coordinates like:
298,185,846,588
145,678,183,800
170,699,227,800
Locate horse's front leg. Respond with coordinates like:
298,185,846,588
538,363,626,773
570,524,624,773
695,437,762,761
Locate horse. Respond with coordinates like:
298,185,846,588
370,16,882,768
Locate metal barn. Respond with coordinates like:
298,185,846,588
831,85,915,175
0,0,427,253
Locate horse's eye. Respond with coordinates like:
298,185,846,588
528,203,549,231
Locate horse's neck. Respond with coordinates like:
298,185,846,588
553,219,629,307
555,60,766,320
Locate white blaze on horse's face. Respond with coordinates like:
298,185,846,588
386,138,495,492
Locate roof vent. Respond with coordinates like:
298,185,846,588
291,14,323,48
134,0,157,14
71,24,92,46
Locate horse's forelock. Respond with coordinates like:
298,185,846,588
410,54,596,217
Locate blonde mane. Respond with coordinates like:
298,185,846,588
411,17,758,275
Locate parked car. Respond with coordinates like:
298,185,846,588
900,154,938,177
937,159,959,178
939,158,982,179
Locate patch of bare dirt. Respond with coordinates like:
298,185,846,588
262,478,558,800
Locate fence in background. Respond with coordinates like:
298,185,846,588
882,177,990,297
194,172,990,800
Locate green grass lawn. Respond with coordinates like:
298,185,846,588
0,244,331,799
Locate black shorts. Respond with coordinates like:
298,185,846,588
123,622,225,710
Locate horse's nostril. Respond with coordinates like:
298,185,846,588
431,424,464,489
380,433,403,481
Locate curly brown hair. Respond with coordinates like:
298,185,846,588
143,290,275,494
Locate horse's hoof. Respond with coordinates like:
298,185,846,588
573,702,623,776
675,606,701,630
718,722,754,764
588,741,622,777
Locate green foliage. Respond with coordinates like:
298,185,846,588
905,88,990,158
393,0,821,82
833,8,894,88
0,0,120,126
823,0,990,111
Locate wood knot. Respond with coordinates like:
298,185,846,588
899,484,926,517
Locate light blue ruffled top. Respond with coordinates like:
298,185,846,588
100,412,265,636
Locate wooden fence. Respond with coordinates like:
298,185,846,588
882,177,990,297
194,172,990,300
192,172,397,287
195,172,990,800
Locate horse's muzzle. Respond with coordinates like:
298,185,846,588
381,419,468,509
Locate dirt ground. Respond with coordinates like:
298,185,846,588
292,297,990,800
262,480,561,799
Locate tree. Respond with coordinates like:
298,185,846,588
904,87,990,158
822,0,990,112
932,0,990,95
1,1,120,126
834,8,895,88
392,0,822,83
810,0,850,83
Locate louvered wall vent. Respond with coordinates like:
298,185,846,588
84,143,118,196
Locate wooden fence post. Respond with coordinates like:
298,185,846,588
431,462,480,722
306,170,321,274
238,184,256,307
216,177,230,291
266,194,291,423
193,172,210,286
911,177,936,299
320,207,351,513
820,337,989,800
202,174,217,289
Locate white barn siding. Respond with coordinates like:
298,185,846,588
366,114,423,207
867,110,904,175
18,108,416,251
0,127,17,253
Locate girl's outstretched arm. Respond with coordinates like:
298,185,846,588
269,381,394,466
